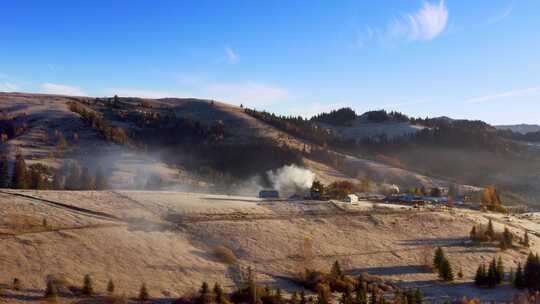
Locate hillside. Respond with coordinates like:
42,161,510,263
0,189,535,303
496,124,540,134
0,92,462,195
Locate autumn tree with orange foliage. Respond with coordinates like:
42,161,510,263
481,186,505,212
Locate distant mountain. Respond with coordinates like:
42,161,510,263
496,124,540,134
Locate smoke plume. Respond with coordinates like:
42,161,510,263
266,165,315,196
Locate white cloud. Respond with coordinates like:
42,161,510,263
389,0,448,41
205,82,290,107
224,47,239,63
0,82,19,91
465,86,540,104
486,4,513,25
40,83,86,96
105,88,179,99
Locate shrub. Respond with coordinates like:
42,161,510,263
12,278,21,291
139,283,149,302
107,278,115,294
44,279,58,300
213,245,237,265
82,274,94,296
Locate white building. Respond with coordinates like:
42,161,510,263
344,194,359,204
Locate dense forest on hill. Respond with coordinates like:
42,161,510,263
311,107,357,126
70,99,303,180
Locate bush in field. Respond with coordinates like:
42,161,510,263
82,274,94,296
138,283,149,302
213,245,238,265
44,279,58,300
107,278,115,294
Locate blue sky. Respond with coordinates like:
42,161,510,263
1,1,539,124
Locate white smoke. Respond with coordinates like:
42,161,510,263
266,165,315,196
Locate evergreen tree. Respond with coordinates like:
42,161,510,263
500,227,513,250
214,283,226,304
107,278,115,294
82,274,94,296
487,258,497,288
413,288,422,304
524,252,540,290
438,258,454,282
355,283,367,304
0,154,9,188
44,279,58,299
331,260,343,279
139,283,149,302
485,219,495,240
474,264,486,286
433,247,444,271
469,226,477,241
496,256,504,284
11,152,27,189
514,263,525,289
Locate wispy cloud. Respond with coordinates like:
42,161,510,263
389,0,448,41
486,4,513,25
356,1,448,48
0,82,19,92
224,47,239,63
465,86,540,104
40,83,85,96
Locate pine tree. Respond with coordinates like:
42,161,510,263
11,152,27,189
107,278,115,294
474,264,485,286
438,258,454,282
0,154,9,188
485,219,495,240
331,260,343,279
487,258,497,288
433,247,444,271
496,256,504,284
514,263,525,288
355,282,367,304
44,279,58,299
214,282,226,304
82,274,94,296
524,252,540,291
470,226,477,241
500,227,513,250
139,283,149,302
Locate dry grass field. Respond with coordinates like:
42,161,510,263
0,189,535,303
